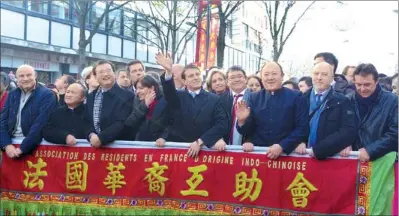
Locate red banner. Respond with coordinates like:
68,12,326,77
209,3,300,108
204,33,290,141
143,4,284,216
197,13,219,69
0,143,365,215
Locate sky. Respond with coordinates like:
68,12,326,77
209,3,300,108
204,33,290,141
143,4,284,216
271,1,398,76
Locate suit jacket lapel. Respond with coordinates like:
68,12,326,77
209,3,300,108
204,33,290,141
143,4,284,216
152,98,167,119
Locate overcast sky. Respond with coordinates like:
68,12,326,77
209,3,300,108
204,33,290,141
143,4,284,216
272,1,398,76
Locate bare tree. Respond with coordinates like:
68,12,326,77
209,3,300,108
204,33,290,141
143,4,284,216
70,0,131,75
264,0,315,62
216,1,243,67
256,32,266,71
130,1,199,63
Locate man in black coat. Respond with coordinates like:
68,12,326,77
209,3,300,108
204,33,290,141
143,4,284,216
43,83,92,145
295,62,357,159
155,53,228,157
349,63,398,162
86,60,135,147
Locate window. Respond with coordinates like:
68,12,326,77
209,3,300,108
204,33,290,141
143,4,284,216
226,20,233,39
123,11,135,38
1,1,24,8
51,1,69,19
136,15,149,43
91,1,106,30
28,0,48,14
108,7,121,34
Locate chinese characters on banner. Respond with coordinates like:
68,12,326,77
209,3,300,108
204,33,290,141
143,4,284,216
1,144,363,215
197,13,220,69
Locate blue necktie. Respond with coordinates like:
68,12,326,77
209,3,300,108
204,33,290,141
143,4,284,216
316,94,322,107
190,92,196,98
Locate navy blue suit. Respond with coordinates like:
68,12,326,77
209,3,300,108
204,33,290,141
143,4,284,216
237,87,309,154
160,74,228,148
0,84,56,153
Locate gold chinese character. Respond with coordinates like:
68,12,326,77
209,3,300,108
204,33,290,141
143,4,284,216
200,44,205,51
144,162,169,196
210,34,217,40
200,54,206,61
286,172,318,208
233,168,262,202
66,161,88,191
201,34,206,41
180,164,208,197
23,158,48,190
103,162,126,195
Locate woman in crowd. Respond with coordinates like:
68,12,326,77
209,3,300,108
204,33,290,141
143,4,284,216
246,75,264,92
125,75,170,141
0,72,10,112
205,67,228,95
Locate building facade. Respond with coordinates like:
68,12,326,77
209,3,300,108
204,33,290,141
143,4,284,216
0,1,267,84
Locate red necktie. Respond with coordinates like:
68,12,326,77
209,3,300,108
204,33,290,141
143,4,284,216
230,94,243,145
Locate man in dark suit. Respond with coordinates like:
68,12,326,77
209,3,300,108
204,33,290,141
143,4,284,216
295,62,357,159
155,53,228,157
236,61,309,159
86,60,135,147
218,66,251,146
43,83,92,145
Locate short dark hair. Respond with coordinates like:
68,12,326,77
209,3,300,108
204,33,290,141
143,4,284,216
282,80,299,90
314,52,338,74
63,75,76,86
392,73,398,80
137,75,163,99
298,76,312,87
261,61,284,75
181,64,201,80
0,72,10,89
378,73,387,78
226,65,246,79
92,60,116,76
342,65,356,76
354,63,379,81
127,59,145,72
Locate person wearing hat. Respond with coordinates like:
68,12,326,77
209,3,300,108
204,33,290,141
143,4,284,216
0,72,10,112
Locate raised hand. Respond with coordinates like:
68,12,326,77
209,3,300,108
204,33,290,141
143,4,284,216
145,90,156,107
235,100,250,125
155,52,173,74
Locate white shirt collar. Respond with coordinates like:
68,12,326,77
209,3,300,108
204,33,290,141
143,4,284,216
313,87,330,96
330,80,336,86
231,88,247,97
189,89,201,95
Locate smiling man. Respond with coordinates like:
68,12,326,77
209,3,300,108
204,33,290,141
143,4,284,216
235,61,309,159
0,65,56,158
85,60,135,148
349,63,398,162
155,53,228,158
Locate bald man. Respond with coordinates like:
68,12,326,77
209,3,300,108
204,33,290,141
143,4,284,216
295,62,357,159
172,64,185,90
0,65,56,158
235,61,309,159
43,83,92,145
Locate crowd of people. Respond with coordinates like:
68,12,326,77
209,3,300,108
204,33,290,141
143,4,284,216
0,51,397,162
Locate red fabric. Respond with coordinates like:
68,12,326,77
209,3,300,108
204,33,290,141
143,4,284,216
1,144,360,214
0,91,8,112
146,99,158,120
229,94,243,144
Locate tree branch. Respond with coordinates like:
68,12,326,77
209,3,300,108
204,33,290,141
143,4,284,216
281,1,315,46
176,2,196,30
225,1,243,18
264,1,274,38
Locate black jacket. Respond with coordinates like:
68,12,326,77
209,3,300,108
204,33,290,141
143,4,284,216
42,104,92,144
160,74,228,148
303,88,357,159
125,97,171,141
333,75,355,96
349,90,398,161
85,84,135,144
